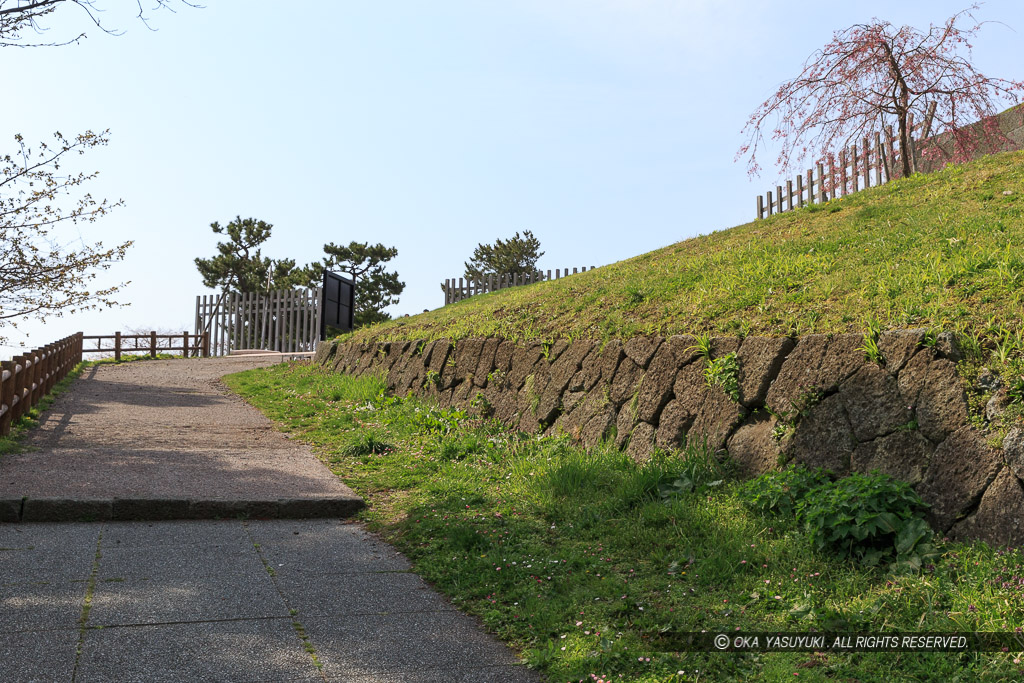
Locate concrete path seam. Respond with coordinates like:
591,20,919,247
71,530,103,683
244,521,329,682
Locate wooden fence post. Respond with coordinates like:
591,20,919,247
862,136,871,189
875,132,885,185
11,355,25,423
150,331,157,358
816,162,826,202
1,360,13,436
114,331,122,362
795,174,804,208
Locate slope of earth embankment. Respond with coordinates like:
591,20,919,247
347,150,1024,346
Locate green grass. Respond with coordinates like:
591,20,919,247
226,363,1024,683
342,150,1024,346
0,362,86,456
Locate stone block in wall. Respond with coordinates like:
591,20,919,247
345,343,371,374
535,341,593,427
736,337,794,408
624,336,661,368
509,343,545,390
600,340,626,384
917,427,1002,532
949,468,1024,547
710,337,741,357
547,341,594,396
655,399,694,450
561,390,586,415
547,339,569,363
689,388,747,451
672,362,710,422
474,338,501,387
569,345,603,392
452,379,476,408
666,335,700,365
786,393,854,475
896,348,933,404
582,403,617,448
1004,428,1024,480
313,340,337,366
635,343,682,423
436,387,455,409
625,422,657,461
935,331,963,362
817,334,866,391
916,360,969,444
726,414,782,477
330,344,352,373
610,357,643,407
850,430,932,485
764,334,829,412
396,346,427,393
838,365,912,442
877,329,926,373
386,342,412,373
986,388,1011,424
492,390,519,424
453,339,484,383
615,407,637,448
493,340,516,375
427,339,452,378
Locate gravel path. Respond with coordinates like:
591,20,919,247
0,357,362,521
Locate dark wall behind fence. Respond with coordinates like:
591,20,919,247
316,332,1024,548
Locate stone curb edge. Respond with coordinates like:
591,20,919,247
0,497,364,523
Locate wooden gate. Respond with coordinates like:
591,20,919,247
194,288,323,357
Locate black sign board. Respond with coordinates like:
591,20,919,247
320,271,355,339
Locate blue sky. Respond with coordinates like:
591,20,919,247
2,0,1022,352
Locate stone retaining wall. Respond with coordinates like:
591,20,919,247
315,332,1024,547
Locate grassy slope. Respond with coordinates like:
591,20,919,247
350,150,1024,345
226,365,1024,683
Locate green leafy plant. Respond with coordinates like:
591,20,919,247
739,465,831,517
797,471,936,567
740,467,938,569
471,392,494,418
690,333,713,360
858,326,885,365
703,352,741,401
409,405,467,435
1008,376,1024,405
486,368,509,390
423,369,441,390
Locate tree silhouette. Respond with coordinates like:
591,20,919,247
464,231,544,283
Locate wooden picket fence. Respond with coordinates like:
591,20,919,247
756,103,937,219
443,267,596,305
82,331,210,361
0,332,83,436
195,288,323,357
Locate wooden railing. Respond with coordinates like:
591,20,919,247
443,267,596,305
1,332,83,437
756,103,937,219
82,331,210,361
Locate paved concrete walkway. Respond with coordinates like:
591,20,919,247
1,358,362,521
0,358,541,681
0,519,538,682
